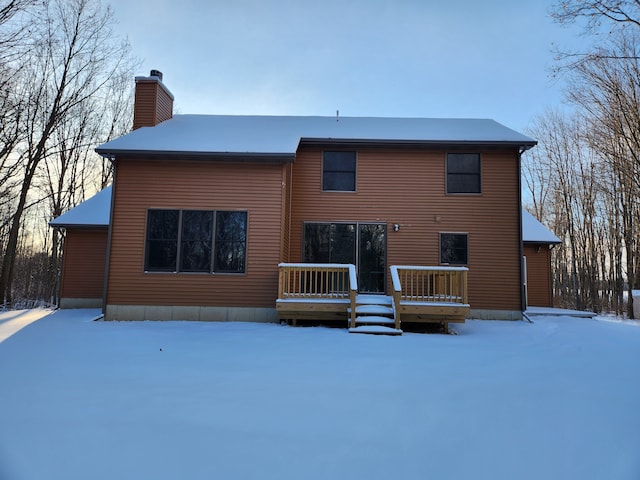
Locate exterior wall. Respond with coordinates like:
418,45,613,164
105,158,285,319
288,145,523,312
59,228,107,308
132,78,173,130
524,243,553,307
280,163,293,263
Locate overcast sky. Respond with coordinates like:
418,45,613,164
107,0,583,132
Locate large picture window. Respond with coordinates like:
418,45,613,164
145,209,247,274
447,153,481,194
440,233,468,265
323,151,356,191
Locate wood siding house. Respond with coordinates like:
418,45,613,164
522,210,561,308
52,71,557,326
49,186,111,308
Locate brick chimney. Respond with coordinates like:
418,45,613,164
132,70,174,130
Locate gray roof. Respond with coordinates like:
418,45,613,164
96,115,537,159
522,210,561,244
49,186,112,228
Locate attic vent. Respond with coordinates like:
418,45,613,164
150,69,163,81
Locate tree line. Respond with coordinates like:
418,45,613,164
523,0,640,317
0,0,135,307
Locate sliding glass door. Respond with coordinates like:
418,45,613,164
303,222,386,293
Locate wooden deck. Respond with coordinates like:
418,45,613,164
390,265,470,332
276,263,357,325
277,263,470,333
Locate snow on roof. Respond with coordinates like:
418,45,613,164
96,115,537,158
49,186,112,228
522,209,561,244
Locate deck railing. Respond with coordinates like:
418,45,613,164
277,263,358,323
390,265,468,305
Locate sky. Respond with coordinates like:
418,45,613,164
107,0,585,133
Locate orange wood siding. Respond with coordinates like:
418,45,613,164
107,159,284,308
132,80,173,130
60,229,107,299
280,163,293,263
289,146,522,311
524,244,553,307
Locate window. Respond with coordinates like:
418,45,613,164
145,209,179,272
323,151,356,191
144,209,247,273
214,211,247,273
447,153,481,194
440,233,468,265
180,210,213,272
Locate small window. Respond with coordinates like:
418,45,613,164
440,233,468,265
447,153,481,194
323,151,356,191
145,210,179,272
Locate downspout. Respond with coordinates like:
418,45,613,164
518,145,531,319
101,155,116,316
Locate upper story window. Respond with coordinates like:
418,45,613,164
323,151,356,191
446,153,481,194
440,232,468,265
145,209,247,274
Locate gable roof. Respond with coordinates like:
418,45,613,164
49,186,112,228
95,115,537,160
522,210,561,244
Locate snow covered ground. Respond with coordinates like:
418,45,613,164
0,309,639,480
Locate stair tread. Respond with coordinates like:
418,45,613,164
349,305,394,315
355,315,396,325
356,295,392,305
349,325,403,335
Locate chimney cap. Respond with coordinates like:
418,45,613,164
149,69,163,81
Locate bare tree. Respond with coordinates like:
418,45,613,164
0,0,132,306
525,111,616,313
551,0,640,33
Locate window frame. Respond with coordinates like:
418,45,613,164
322,151,357,192
143,209,248,275
144,209,180,273
446,153,482,195
439,232,469,266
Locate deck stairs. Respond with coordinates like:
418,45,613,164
348,294,402,336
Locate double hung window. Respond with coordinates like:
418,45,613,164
446,153,481,194
322,151,356,191
440,233,468,265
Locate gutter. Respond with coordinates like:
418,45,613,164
94,149,296,163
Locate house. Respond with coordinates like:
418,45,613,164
522,209,561,307
51,70,554,328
